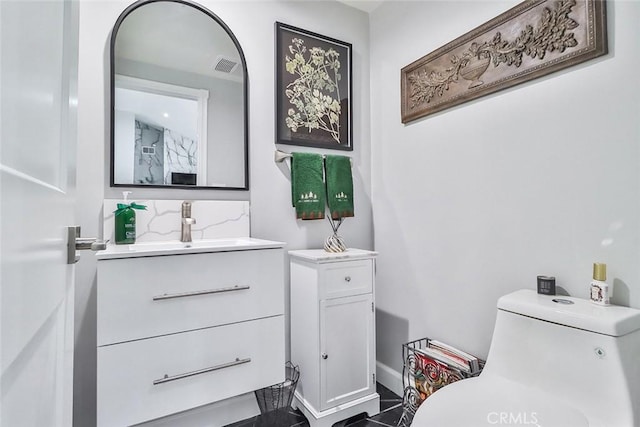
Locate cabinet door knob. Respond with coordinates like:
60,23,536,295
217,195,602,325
344,276,351,282
321,353,328,360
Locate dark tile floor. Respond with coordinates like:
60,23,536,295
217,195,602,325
225,383,403,427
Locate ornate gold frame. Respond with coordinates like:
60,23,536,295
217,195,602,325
401,0,607,123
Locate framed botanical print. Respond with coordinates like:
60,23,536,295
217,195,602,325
275,22,353,151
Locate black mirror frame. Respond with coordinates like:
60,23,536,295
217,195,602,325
109,0,249,190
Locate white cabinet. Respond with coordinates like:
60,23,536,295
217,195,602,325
96,244,285,427
290,249,379,427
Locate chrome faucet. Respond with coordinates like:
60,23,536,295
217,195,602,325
180,201,196,242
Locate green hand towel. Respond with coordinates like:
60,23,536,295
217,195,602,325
291,152,325,220
325,155,354,219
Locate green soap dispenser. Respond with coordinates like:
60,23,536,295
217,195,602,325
114,192,147,244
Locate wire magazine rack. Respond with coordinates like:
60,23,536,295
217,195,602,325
397,337,485,427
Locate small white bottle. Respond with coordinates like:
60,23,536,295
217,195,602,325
589,262,609,305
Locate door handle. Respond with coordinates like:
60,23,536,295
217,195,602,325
67,226,108,264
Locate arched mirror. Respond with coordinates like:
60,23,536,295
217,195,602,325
110,0,248,189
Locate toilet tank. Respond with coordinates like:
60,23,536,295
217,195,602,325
482,290,640,426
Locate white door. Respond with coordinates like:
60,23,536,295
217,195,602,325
319,294,375,411
1,0,78,426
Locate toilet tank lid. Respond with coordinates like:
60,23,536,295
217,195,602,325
497,290,640,337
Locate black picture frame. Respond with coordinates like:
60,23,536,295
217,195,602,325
275,22,353,151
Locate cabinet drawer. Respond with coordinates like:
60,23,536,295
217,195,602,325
97,249,283,346
321,259,373,299
97,316,285,427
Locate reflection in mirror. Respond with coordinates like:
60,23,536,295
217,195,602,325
111,0,248,189
115,76,207,185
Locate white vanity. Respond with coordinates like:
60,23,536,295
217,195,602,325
96,238,285,426
289,249,379,427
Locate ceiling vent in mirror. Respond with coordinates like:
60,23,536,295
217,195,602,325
214,55,239,73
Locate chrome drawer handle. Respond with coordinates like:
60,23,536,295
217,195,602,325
153,357,251,385
153,285,250,301
344,276,351,282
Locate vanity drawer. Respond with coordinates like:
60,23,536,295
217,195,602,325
321,259,373,299
97,315,285,427
97,248,284,346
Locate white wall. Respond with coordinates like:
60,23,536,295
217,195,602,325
76,1,370,425
370,0,640,381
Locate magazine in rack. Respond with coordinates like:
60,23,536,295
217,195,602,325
413,339,481,403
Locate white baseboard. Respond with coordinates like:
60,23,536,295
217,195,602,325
293,391,380,427
376,361,403,398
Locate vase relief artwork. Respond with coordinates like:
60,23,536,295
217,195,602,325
401,0,607,123
459,55,491,89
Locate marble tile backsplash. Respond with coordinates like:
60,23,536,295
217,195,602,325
164,129,197,184
103,199,250,243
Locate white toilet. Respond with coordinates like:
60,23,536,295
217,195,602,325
411,289,640,427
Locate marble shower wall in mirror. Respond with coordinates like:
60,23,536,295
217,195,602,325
111,0,248,190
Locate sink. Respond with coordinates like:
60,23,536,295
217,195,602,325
131,238,257,250
96,237,285,260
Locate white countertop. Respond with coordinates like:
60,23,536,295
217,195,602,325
96,237,285,260
288,248,377,263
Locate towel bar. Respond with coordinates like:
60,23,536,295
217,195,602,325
274,149,352,165
274,149,293,163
